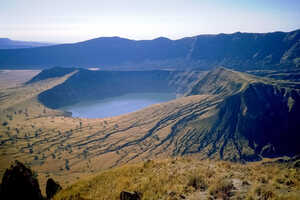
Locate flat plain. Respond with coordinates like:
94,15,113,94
0,70,41,89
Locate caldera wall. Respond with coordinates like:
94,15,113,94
38,69,203,109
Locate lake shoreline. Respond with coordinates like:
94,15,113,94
60,92,176,119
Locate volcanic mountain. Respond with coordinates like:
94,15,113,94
0,29,299,70
0,66,300,191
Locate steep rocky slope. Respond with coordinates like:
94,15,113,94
37,69,205,108
182,68,300,160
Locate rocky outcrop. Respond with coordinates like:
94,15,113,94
0,161,43,200
0,161,63,200
46,178,62,199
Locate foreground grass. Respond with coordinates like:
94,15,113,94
54,157,300,200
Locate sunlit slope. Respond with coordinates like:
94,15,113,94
54,157,300,200
0,67,299,189
0,68,207,187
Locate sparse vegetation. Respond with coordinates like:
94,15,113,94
0,67,300,199
209,178,234,199
187,175,208,191
52,158,300,200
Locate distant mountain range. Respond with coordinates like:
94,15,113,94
0,29,299,70
0,38,54,49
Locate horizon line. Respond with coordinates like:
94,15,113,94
2,27,299,44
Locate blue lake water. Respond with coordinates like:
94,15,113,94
61,92,176,118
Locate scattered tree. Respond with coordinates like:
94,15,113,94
65,159,70,170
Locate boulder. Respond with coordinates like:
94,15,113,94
0,160,43,200
120,191,142,200
46,178,62,199
294,160,300,168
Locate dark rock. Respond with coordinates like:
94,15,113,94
276,159,289,163
120,191,142,200
242,180,250,186
291,155,300,162
168,191,176,196
294,160,300,168
46,178,62,199
0,160,43,200
286,180,295,186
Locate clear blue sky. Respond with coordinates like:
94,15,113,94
1,0,300,43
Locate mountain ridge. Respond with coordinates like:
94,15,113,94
0,38,54,49
0,29,299,70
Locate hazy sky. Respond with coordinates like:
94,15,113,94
1,0,300,43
